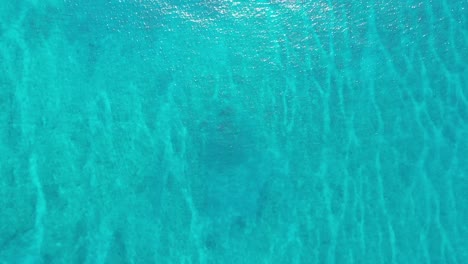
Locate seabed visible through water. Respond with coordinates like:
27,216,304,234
0,0,467,263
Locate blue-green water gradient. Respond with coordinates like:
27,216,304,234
0,0,467,263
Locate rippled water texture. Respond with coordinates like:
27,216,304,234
0,0,467,263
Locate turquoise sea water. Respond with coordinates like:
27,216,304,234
0,0,467,263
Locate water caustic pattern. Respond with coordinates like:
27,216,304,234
0,0,467,263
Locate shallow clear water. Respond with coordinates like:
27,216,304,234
0,0,467,263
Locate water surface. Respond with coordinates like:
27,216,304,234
0,0,467,263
